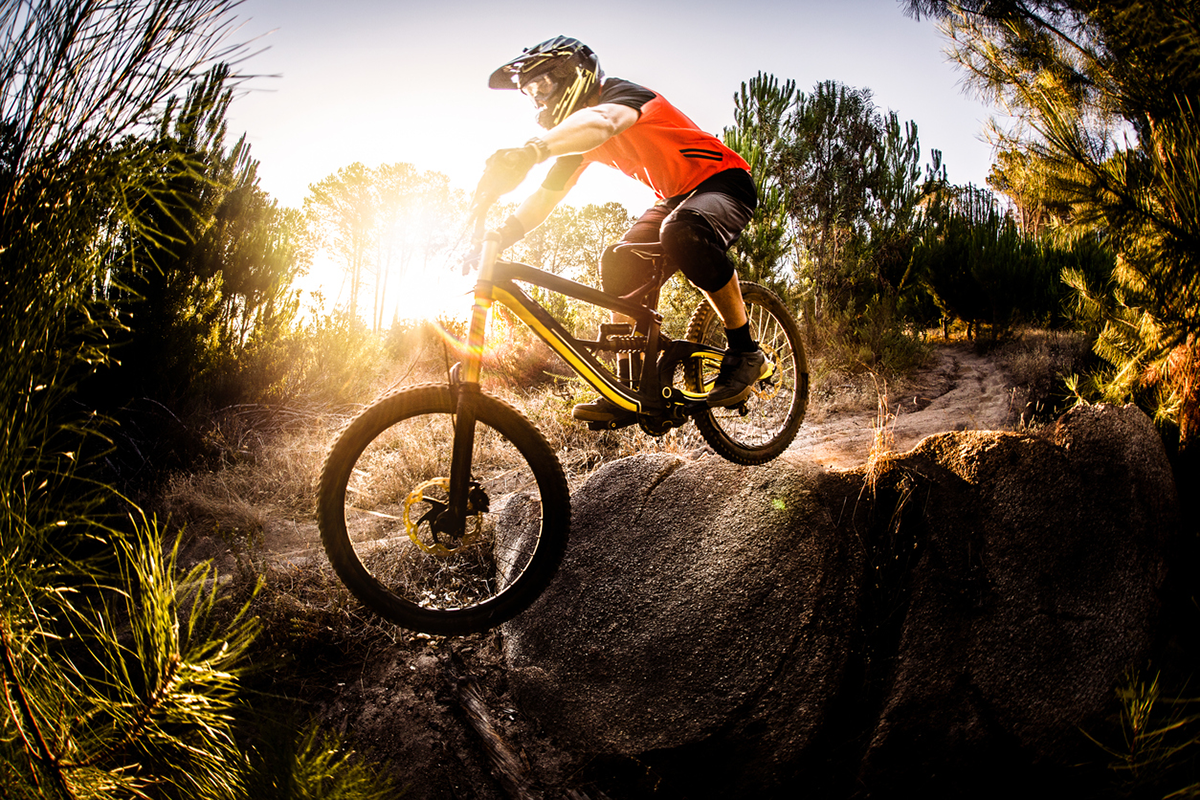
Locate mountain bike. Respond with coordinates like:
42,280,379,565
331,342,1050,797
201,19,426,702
316,203,808,635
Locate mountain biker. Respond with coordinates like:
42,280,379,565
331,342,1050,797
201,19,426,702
477,35,765,425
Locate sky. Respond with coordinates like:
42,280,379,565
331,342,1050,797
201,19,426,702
222,0,1001,215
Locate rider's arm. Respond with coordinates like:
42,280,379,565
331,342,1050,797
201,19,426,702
514,104,638,228
511,183,568,233
538,103,639,157
495,103,638,246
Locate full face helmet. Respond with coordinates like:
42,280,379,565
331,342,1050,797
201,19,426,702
489,36,603,129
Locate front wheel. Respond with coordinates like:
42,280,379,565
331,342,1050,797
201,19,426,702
685,283,808,465
317,384,569,635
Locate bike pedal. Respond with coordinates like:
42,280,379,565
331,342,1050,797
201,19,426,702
586,417,638,431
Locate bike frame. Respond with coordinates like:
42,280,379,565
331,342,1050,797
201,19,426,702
444,232,723,525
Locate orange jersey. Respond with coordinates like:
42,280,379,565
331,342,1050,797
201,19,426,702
546,79,751,200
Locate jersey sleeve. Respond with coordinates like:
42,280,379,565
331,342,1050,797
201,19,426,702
598,79,656,113
542,154,585,193
538,79,683,196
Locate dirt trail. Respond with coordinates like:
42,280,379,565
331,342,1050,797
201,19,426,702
252,342,1013,565
791,341,1015,469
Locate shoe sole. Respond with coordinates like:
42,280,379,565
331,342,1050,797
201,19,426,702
706,362,770,408
706,386,754,408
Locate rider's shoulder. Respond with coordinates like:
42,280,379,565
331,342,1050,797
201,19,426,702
599,78,657,111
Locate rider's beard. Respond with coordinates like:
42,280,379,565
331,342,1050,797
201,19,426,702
535,103,556,130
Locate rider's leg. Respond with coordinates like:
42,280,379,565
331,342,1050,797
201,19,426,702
601,210,667,381
703,270,748,330
572,211,664,424
660,209,766,407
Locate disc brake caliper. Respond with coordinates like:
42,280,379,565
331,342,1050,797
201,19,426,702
403,478,488,556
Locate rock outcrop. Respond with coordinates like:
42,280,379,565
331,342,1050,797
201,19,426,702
503,404,1178,796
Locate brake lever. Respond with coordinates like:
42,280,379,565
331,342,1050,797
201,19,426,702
467,189,497,237
461,189,499,275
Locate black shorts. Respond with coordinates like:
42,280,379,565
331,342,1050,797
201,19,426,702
604,169,757,295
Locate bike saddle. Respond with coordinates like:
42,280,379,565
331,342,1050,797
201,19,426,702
611,241,664,260
610,241,675,305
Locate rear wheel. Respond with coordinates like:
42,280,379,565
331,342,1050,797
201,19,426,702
685,283,808,464
317,384,569,635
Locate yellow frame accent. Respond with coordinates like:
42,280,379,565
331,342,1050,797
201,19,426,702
490,285,643,413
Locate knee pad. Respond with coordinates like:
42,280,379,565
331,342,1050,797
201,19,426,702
660,210,735,294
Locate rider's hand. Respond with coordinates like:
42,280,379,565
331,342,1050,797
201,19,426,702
475,144,540,199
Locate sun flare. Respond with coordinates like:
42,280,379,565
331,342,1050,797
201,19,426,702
300,245,477,326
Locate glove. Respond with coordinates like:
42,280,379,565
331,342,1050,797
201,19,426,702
475,144,539,200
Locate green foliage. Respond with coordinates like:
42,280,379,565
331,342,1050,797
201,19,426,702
815,293,931,376
243,719,404,800
95,65,312,416
0,1,268,794
909,0,1200,446
0,523,259,799
1086,670,1200,798
910,184,1108,338
780,79,883,314
776,80,933,317
0,3,407,796
721,72,946,372
722,72,797,297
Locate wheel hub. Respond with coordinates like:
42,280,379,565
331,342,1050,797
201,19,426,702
403,478,487,556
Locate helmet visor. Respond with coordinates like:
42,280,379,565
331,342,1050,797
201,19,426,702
519,73,559,108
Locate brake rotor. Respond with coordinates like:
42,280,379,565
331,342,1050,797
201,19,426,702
403,478,484,556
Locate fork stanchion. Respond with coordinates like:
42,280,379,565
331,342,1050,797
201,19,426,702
448,231,501,531
462,233,501,386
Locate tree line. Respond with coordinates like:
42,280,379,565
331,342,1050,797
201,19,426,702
1,0,1197,795
905,0,1199,454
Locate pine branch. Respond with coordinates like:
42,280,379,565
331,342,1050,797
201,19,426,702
1,619,76,799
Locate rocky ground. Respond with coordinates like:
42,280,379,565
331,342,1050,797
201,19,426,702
189,339,1026,799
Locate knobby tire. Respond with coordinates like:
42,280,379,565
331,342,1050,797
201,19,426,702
685,282,808,464
317,384,570,635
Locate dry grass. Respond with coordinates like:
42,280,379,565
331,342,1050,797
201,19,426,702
806,366,892,425
158,326,1086,547
156,404,348,550
864,375,897,492
992,328,1094,429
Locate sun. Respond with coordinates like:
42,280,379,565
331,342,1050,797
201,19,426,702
298,243,476,326
387,265,476,325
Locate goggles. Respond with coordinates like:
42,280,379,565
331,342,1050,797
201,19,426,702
519,73,558,107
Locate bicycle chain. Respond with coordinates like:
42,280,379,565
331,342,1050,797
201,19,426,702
603,334,647,352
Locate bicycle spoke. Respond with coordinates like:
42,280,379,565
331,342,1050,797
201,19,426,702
318,386,569,634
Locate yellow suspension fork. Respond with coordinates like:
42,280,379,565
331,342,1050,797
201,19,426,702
447,232,500,531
